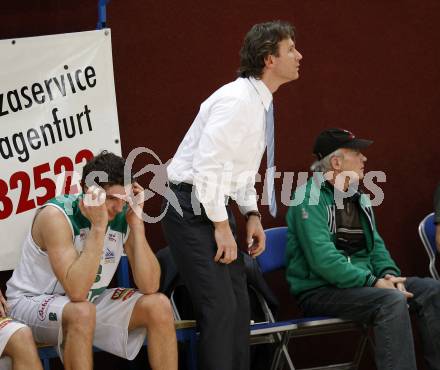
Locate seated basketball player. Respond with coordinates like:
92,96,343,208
6,151,177,370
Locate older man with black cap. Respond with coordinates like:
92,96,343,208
285,128,440,370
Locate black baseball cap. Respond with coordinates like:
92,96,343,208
313,128,373,160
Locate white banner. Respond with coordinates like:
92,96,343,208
0,29,121,270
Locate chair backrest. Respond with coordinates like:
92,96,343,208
116,254,131,287
418,212,439,280
257,227,288,274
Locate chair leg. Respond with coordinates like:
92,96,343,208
270,345,282,370
280,344,295,370
272,345,295,370
187,330,198,370
270,332,295,370
352,326,371,369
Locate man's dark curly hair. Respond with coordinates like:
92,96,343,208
81,151,133,191
237,20,295,79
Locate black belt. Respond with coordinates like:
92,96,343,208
169,182,230,205
169,182,194,192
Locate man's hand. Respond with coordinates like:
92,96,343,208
375,275,413,300
246,215,265,258
384,274,414,299
126,182,146,228
79,185,108,229
374,278,397,290
0,290,8,317
213,220,237,264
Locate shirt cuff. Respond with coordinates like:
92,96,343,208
202,204,228,222
365,274,378,287
238,203,258,216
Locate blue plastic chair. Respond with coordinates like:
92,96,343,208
256,227,370,370
258,227,288,274
418,213,439,280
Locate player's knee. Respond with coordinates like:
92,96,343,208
63,301,96,329
140,293,174,326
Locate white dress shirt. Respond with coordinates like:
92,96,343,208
167,77,272,222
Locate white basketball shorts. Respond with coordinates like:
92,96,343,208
9,288,146,361
0,317,27,370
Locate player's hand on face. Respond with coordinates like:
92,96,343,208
126,182,145,227
79,185,108,228
0,290,8,317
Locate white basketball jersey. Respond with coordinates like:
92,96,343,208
6,195,129,303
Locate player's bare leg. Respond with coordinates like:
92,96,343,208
3,327,43,370
62,302,96,370
129,293,177,370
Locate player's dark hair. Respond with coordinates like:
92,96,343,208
81,151,132,191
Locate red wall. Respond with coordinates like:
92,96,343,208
1,1,440,369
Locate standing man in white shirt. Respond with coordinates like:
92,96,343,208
162,20,302,370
